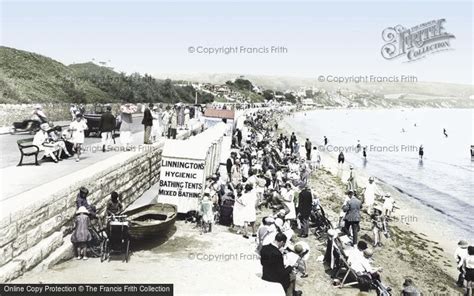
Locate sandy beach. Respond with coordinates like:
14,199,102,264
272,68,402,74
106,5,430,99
281,114,464,295
8,110,464,296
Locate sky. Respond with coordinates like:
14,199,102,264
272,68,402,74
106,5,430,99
1,0,473,84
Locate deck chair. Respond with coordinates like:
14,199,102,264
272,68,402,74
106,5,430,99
333,245,359,288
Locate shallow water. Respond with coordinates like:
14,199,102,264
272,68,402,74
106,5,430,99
287,108,473,238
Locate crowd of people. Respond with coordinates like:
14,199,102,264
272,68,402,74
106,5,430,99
192,107,474,295
63,105,472,295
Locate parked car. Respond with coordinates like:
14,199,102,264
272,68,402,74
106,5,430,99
83,105,121,137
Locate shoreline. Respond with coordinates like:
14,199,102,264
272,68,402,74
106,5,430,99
280,113,463,294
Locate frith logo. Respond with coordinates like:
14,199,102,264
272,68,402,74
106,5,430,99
381,19,455,62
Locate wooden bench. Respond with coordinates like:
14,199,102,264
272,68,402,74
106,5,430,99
17,138,42,166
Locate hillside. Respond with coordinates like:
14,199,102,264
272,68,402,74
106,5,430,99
0,47,214,104
0,46,113,103
156,72,474,108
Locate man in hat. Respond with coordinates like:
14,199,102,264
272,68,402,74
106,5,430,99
260,233,301,296
256,216,277,253
362,176,381,214
33,123,60,163
99,105,116,152
455,240,469,286
342,190,362,246
297,185,313,238
142,103,154,144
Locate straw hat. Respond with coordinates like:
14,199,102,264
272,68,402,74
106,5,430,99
294,244,304,254
369,176,375,181
34,104,42,109
363,248,374,258
203,188,210,195
76,206,89,215
265,217,275,224
327,229,340,237
40,123,50,131
277,209,286,217
458,240,469,248
373,205,383,213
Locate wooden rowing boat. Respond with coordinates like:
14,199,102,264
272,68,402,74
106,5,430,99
122,203,177,240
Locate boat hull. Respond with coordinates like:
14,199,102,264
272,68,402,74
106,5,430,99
122,203,177,240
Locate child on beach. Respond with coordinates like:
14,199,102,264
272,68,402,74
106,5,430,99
71,206,92,260
382,193,395,218
199,189,214,234
370,206,389,247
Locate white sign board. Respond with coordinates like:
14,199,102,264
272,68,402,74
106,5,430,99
158,158,205,213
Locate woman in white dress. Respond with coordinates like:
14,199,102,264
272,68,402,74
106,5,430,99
151,106,162,142
233,186,245,234
241,184,258,239
69,114,88,162
119,103,136,150
281,182,297,221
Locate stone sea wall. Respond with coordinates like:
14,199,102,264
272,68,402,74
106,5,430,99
0,126,202,282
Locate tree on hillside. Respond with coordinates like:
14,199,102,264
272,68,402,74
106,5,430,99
262,89,274,101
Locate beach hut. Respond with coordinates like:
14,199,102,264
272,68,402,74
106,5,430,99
157,123,228,213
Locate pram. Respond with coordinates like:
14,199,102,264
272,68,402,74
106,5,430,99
101,215,130,263
310,202,332,237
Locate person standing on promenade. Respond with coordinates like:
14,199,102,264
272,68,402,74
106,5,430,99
99,105,115,152
324,136,328,146
342,190,362,246
184,106,190,130
297,185,312,238
69,114,88,162
169,108,178,139
151,105,162,142
119,103,136,150
304,138,312,161
161,107,170,138
142,103,153,144
418,145,424,160
69,104,78,121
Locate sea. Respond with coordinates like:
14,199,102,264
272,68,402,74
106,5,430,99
287,108,473,240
